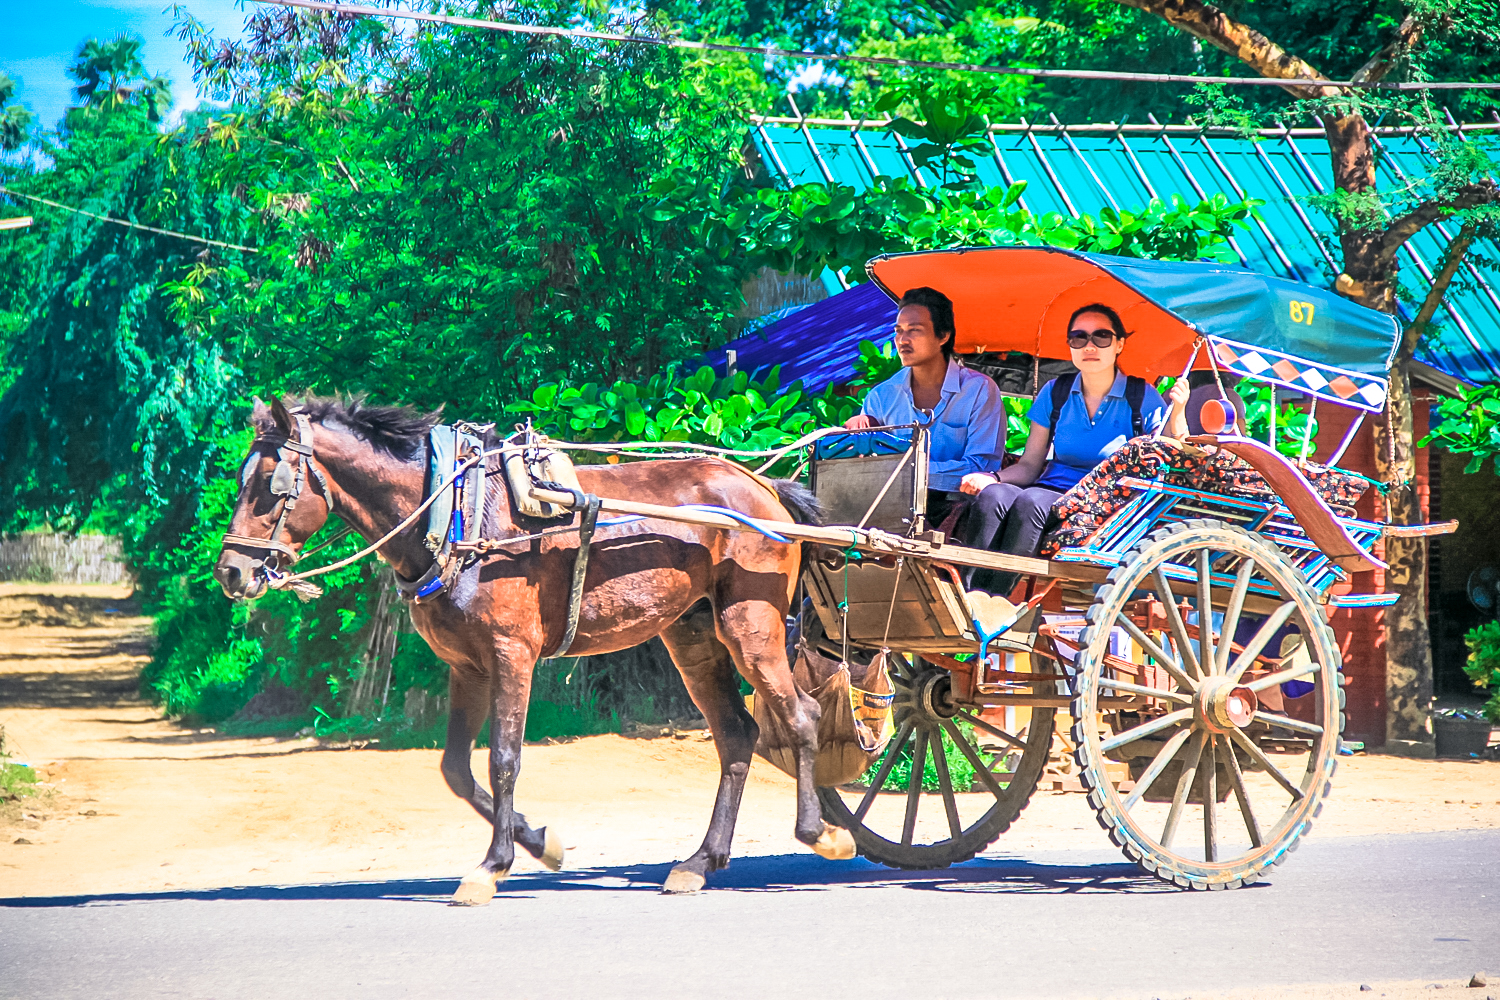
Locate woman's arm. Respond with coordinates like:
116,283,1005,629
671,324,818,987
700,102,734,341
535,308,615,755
1164,379,1190,439
960,421,1050,494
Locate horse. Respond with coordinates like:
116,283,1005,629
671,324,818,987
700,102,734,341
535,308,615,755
213,396,850,903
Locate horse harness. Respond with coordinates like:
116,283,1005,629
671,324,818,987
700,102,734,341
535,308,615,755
221,406,335,577
395,423,601,657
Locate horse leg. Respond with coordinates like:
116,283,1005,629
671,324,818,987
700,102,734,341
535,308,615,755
451,644,541,906
715,596,854,862
655,600,759,894
440,666,561,873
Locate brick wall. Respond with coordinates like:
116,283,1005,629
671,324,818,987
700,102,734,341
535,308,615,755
1300,392,1430,748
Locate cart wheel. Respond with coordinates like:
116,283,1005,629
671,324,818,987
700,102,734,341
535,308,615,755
1072,518,1344,890
817,651,1053,870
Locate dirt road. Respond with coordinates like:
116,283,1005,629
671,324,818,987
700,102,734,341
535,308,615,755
3,582,1498,901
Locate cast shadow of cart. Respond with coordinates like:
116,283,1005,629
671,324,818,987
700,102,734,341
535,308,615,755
0,851,1193,908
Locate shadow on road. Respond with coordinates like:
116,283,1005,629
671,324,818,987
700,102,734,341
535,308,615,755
0,851,1189,908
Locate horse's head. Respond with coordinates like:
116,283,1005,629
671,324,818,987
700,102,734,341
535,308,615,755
214,396,335,600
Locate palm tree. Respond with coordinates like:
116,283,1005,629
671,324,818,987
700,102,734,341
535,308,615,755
67,36,172,122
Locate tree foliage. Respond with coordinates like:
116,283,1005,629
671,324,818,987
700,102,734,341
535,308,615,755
6,0,1497,735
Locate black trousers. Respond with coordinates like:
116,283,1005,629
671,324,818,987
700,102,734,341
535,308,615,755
961,483,1063,594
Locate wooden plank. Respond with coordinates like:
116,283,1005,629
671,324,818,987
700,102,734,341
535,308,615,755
0,216,32,231
969,694,1142,708
1382,519,1458,538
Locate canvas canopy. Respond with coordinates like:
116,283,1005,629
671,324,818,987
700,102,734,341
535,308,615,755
866,246,1402,412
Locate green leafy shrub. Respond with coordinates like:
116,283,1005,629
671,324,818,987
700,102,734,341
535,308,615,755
0,728,39,802
1463,620,1500,723
859,719,985,792
507,344,897,475
1241,379,1321,458
1423,382,1500,473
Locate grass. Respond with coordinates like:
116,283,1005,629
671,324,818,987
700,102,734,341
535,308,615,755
0,727,41,805
0,758,38,801
857,719,987,792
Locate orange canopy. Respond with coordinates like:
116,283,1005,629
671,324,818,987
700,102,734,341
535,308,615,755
865,246,1205,382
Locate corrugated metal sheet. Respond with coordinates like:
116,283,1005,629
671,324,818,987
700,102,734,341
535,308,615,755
746,120,1500,387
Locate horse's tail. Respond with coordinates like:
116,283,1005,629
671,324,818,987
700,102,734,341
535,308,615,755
770,478,824,527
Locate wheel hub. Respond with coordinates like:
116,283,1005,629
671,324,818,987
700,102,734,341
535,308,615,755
1195,678,1259,733
914,669,958,722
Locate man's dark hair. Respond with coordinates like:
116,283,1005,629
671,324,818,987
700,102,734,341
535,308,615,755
1068,302,1130,341
898,286,957,360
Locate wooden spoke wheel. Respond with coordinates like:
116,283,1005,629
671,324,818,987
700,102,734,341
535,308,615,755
817,650,1053,870
1072,519,1344,890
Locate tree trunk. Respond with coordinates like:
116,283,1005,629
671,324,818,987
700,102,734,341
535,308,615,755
1371,365,1433,754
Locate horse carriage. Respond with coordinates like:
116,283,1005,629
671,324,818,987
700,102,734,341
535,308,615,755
787,245,1462,889
218,245,1457,901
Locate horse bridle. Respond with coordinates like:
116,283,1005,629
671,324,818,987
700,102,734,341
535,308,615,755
221,407,334,578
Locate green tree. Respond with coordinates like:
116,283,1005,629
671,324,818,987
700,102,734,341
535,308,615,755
1105,0,1500,752
0,74,33,152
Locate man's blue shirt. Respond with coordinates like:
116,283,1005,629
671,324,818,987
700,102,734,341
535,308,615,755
1027,373,1168,491
861,360,1006,492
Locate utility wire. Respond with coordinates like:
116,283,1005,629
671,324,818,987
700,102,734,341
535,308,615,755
253,0,1500,92
0,185,260,253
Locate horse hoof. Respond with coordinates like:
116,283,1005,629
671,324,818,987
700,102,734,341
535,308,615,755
450,867,508,906
540,827,564,872
662,867,706,894
810,824,856,861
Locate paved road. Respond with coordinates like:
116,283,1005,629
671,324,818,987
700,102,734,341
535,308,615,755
4,829,1497,999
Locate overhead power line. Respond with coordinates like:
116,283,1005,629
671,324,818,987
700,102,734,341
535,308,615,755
0,185,259,253
254,0,1500,92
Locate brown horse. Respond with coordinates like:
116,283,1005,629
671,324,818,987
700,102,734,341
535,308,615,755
214,396,849,903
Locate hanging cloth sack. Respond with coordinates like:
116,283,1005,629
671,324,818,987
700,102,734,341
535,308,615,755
752,644,895,787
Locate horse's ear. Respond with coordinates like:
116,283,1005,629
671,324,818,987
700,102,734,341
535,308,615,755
269,396,294,436
250,396,268,424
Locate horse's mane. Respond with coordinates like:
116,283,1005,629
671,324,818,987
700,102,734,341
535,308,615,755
254,395,444,460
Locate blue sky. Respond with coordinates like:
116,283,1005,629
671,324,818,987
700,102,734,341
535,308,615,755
1,0,250,133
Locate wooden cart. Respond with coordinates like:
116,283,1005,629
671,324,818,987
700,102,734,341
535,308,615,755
796,421,1453,889
783,246,1458,889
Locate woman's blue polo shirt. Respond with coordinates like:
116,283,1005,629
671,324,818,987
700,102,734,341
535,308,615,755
1028,373,1168,491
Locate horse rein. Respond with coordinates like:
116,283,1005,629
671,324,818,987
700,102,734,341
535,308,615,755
221,408,335,578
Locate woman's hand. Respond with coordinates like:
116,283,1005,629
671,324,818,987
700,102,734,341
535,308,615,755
960,471,999,495
1167,378,1191,411
1165,379,1192,439
844,413,874,431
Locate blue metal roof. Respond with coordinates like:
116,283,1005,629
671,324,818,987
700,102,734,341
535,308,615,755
746,119,1500,387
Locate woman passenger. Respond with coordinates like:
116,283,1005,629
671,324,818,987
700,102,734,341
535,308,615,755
844,286,1005,528
960,303,1189,592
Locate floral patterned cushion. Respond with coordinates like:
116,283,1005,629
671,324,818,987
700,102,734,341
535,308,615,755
1038,438,1370,556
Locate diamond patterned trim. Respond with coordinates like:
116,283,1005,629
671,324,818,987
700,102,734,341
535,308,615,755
1208,337,1388,412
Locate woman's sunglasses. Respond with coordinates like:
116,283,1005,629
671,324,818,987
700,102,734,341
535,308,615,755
1067,328,1119,349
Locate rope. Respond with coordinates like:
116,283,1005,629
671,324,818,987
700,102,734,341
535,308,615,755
532,424,885,476
261,447,498,591
0,184,260,253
